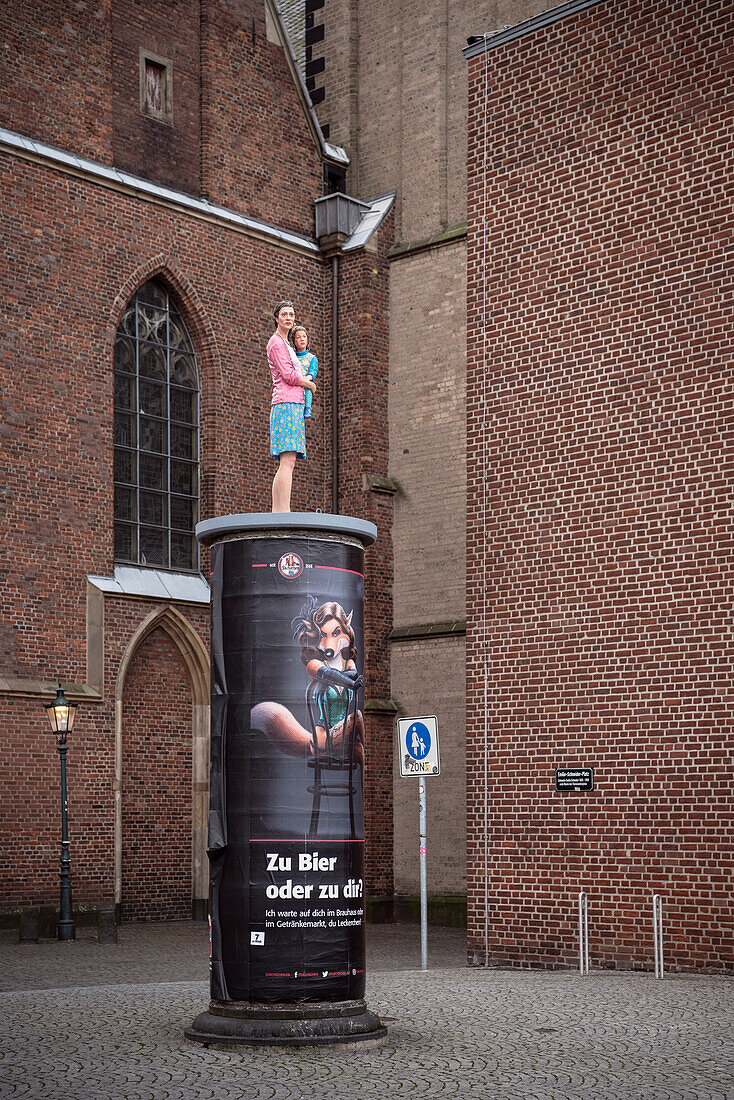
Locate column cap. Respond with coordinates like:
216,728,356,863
196,512,378,548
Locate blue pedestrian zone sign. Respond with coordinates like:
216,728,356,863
398,715,440,776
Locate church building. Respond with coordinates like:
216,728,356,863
2,0,731,972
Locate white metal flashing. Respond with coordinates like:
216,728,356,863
342,192,396,253
87,565,211,604
324,142,350,167
463,0,606,58
0,125,320,256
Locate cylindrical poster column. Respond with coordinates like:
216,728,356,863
186,513,386,1047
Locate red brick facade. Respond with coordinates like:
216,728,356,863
200,1,323,233
121,628,193,920
111,0,203,195
466,0,733,970
0,1,113,163
337,224,396,895
0,1,394,921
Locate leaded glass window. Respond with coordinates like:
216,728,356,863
113,279,200,571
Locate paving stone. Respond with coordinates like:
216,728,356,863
0,922,732,1099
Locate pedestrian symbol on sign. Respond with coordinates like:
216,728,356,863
407,721,431,761
398,714,440,777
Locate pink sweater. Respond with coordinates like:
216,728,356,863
267,333,305,406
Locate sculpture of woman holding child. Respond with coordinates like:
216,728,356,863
266,301,317,512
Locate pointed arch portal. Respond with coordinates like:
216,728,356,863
114,605,210,916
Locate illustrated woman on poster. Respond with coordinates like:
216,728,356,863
250,596,365,770
267,301,316,512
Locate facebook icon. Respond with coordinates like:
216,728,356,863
406,721,431,761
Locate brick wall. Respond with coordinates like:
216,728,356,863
391,636,466,895
0,0,114,164
308,0,356,155
111,0,202,194
200,0,323,233
336,215,395,897
0,0,323,231
0,153,329,680
0,153,324,912
0,695,115,907
388,240,467,897
121,627,193,920
0,158,394,914
389,243,467,624
0,593,210,912
0,0,394,918
318,0,555,238
466,0,733,971
315,0,555,911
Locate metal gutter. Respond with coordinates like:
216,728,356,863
331,254,340,514
0,125,320,257
463,0,606,58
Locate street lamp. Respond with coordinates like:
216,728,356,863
44,683,78,942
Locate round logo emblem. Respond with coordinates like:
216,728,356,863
406,721,431,761
278,553,304,579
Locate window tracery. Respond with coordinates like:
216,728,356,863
113,279,200,571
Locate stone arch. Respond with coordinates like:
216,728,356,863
107,256,222,520
114,604,210,913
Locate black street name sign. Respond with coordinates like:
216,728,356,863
555,768,594,792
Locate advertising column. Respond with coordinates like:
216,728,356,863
186,513,386,1046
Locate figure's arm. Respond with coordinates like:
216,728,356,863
306,656,362,689
269,339,311,388
306,658,323,681
307,355,318,381
316,663,363,690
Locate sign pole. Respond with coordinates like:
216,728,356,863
419,778,428,971
397,714,439,975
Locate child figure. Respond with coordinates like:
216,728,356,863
290,325,318,419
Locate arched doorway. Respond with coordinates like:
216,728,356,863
115,606,210,921
121,626,192,919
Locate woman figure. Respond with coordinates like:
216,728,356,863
289,325,318,420
267,301,316,512
250,597,365,769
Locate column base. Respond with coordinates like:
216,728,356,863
185,998,388,1048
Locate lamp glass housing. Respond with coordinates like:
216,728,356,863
45,685,77,736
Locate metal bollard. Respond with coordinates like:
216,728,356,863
97,904,118,945
653,894,664,979
578,892,589,975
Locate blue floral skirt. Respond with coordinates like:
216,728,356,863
270,402,306,460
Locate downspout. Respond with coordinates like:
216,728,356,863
331,254,339,514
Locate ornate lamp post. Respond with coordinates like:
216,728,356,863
44,683,78,942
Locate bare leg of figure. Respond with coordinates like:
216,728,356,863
272,451,296,512
251,701,319,755
330,711,366,769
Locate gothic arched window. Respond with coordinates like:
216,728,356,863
113,279,200,571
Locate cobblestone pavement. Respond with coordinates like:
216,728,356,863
1,923,732,1099
0,922,465,991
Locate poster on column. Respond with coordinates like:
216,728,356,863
209,534,367,1004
